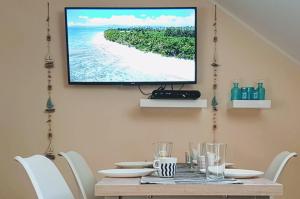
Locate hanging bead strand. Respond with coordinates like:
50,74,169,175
44,2,55,160
211,4,219,143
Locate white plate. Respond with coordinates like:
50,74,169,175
224,169,264,179
114,161,153,168
98,169,156,178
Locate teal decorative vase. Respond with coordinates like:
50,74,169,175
231,82,241,100
257,82,265,100
251,89,259,100
246,87,254,100
241,87,248,100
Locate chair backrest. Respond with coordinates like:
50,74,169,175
59,151,97,199
264,151,297,182
15,155,75,199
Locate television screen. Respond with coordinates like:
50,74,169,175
65,7,197,85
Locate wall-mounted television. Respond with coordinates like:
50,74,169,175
65,7,197,85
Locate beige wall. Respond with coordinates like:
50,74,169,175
0,0,299,198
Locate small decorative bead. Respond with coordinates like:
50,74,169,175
47,35,51,41
213,36,218,42
45,58,54,69
45,108,55,113
211,63,219,67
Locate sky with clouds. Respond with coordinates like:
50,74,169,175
66,8,196,27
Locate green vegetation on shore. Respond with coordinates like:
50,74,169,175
104,27,195,60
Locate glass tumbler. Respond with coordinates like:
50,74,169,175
189,142,205,170
205,143,226,179
196,143,206,173
153,141,173,159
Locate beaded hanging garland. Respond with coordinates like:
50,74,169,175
211,4,219,143
44,2,56,160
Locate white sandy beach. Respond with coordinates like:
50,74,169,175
92,32,195,81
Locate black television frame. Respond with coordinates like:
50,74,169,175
65,7,197,85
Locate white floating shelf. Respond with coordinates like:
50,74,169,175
229,100,271,109
140,99,207,108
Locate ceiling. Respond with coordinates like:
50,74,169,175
214,0,300,65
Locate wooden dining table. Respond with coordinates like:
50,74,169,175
95,177,283,199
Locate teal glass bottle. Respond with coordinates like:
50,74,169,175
241,87,248,100
246,86,254,100
257,82,265,100
251,88,259,100
231,82,241,100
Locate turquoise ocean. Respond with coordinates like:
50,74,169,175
67,27,164,83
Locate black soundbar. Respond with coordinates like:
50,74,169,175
150,90,201,100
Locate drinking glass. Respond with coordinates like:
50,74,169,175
205,143,226,179
188,142,203,169
153,141,173,159
196,143,206,172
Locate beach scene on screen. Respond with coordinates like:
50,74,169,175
66,8,196,83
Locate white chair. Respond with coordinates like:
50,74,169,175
59,151,98,199
15,155,75,199
264,151,297,182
